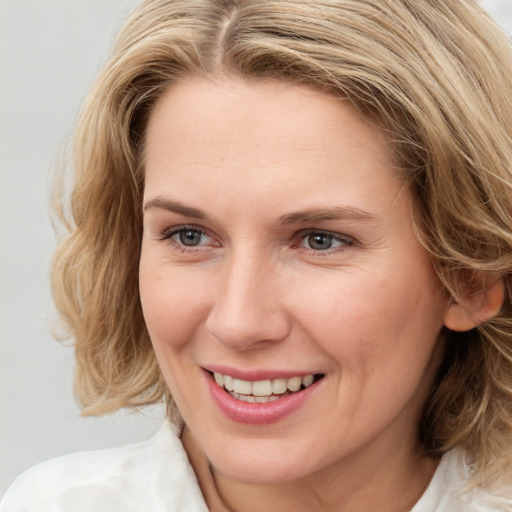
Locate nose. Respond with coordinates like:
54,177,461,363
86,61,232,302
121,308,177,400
205,250,291,351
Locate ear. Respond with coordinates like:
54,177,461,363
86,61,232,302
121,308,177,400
444,274,505,332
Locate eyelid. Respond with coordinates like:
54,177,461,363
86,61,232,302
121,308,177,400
161,224,201,239
160,224,219,248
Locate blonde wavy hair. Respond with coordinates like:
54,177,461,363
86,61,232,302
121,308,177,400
53,0,512,484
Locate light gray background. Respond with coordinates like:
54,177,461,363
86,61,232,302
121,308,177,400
0,0,165,498
1,0,511,498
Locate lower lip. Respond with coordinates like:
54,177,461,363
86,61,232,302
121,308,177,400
204,372,322,425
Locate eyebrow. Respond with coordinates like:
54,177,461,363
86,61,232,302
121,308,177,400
279,207,376,225
143,197,376,224
143,197,207,219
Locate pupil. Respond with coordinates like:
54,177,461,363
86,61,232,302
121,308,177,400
308,233,332,250
179,230,201,246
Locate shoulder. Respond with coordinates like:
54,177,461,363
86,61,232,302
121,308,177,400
413,449,512,512
0,421,208,512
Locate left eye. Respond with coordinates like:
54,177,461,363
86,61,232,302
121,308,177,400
170,228,210,247
301,231,350,251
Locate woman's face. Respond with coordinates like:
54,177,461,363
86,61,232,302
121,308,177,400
140,77,450,484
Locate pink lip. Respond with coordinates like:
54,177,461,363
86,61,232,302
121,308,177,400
203,370,322,425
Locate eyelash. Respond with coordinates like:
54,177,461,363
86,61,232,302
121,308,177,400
160,224,216,253
294,229,355,254
159,225,355,255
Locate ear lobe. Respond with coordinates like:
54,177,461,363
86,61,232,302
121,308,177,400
443,275,505,332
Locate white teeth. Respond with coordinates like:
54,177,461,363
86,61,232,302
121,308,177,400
224,374,234,391
231,391,280,403
272,378,287,394
212,372,318,400
233,378,252,395
214,373,224,387
287,376,302,392
252,380,272,396
303,374,314,388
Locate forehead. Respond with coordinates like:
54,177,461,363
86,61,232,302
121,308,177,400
145,76,392,163
143,76,405,220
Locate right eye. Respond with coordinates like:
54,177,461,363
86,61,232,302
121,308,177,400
171,228,208,247
161,225,216,251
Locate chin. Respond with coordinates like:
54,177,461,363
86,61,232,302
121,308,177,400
204,436,320,485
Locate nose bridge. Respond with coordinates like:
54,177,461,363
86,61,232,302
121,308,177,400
205,245,289,349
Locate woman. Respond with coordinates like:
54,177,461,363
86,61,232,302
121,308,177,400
2,0,512,510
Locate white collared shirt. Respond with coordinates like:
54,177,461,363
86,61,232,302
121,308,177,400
1,421,510,511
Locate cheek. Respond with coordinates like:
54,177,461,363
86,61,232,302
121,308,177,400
301,271,445,432
290,264,445,375
138,259,212,412
139,259,210,350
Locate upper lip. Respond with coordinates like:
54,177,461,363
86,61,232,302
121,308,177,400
203,365,323,382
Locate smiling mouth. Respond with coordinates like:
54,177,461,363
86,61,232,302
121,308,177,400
210,371,325,403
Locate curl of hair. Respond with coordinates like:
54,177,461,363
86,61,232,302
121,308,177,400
52,0,512,484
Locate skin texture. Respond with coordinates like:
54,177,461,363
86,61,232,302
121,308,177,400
139,76,456,511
